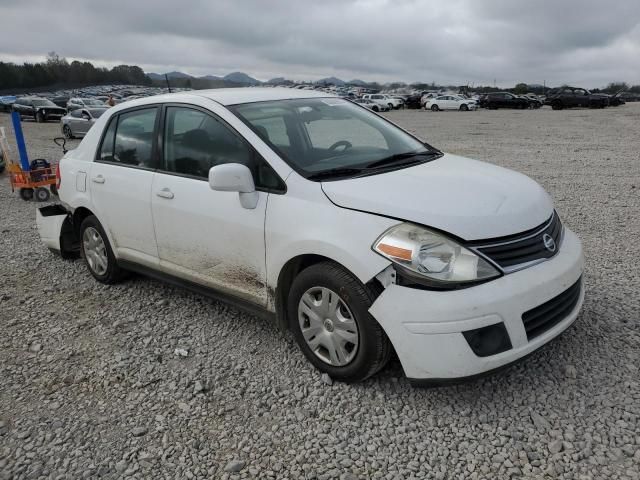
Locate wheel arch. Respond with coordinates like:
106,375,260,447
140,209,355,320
274,254,384,331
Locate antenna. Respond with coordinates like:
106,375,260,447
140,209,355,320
165,74,172,93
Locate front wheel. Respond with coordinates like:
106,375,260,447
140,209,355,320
551,102,563,110
431,104,439,111
80,215,127,284
460,104,469,111
288,262,392,383
35,111,44,123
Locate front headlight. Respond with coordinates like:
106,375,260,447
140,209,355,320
373,223,500,286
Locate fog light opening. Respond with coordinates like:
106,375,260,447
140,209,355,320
462,323,512,357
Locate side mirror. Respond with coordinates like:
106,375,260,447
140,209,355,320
208,163,258,209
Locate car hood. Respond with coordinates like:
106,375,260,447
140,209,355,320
320,154,554,241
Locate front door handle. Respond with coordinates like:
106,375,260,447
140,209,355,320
91,175,105,184
156,188,174,199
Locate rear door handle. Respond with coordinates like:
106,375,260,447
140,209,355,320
91,175,105,184
156,188,174,199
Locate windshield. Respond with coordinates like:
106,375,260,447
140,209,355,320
32,99,56,107
230,98,437,179
88,108,106,118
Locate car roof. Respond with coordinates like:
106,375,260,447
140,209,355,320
194,87,336,105
103,87,338,113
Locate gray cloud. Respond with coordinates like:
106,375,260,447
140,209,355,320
0,0,638,87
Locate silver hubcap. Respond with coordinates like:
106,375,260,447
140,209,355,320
298,287,359,366
82,227,108,276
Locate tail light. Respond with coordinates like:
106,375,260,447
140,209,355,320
55,162,61,189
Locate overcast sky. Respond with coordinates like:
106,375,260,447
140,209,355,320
0,0,638,87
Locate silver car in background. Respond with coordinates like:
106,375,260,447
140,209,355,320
61,108,108,138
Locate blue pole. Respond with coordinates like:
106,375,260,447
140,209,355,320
11,111,30,171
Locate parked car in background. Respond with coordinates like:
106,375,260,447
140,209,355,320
420,92,440,107
0,96,16,112
61,107,108,138
544,87,609,110
51,96,70,108
362,94,403,110
12,97,67,122
425,95,477,111
353,98,389,112
402,94,423,109
37,88,584,384
520,94,543,109
607,92,626,107
67,97,108,111
480,92,530,109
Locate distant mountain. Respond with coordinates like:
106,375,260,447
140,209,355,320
348,79,368,86
146,71,194,81
199,75,222,81
266,77,287,84
223,72,261,85
317,76,345,86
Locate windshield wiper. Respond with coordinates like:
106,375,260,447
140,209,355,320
364,150,441,170
306,167,364,181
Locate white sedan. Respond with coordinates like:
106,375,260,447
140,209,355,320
37,88,583,384
425,95,477,111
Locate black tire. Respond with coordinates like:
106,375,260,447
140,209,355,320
431,104,439,111
288,261,392,383
63,125,74,139
388,103,394,110
460,104,469,111
551,102,563,110
372,106,379,112
35,187,50,202
35,111,44,123
19,188,34,201
79,215,127,284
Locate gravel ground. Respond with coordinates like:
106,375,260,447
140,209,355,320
1,105,639,480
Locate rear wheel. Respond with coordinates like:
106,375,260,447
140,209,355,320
431,104,439,111
80,215,127,284
288,262,392,383
551,101,563,110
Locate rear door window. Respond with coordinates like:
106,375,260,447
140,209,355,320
97,107,159,168
113,108,158,168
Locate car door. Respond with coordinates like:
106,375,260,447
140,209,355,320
89,105,160,267
151,104,281,306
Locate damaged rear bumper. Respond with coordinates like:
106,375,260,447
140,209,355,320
36,204,79,258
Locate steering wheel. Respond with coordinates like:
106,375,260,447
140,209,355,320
328,140,353,152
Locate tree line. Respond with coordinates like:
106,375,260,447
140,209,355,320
0,52,151,92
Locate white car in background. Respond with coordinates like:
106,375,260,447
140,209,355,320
363,94,403,110
352,98,389,112
426,95,477,111
37,88,584,385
